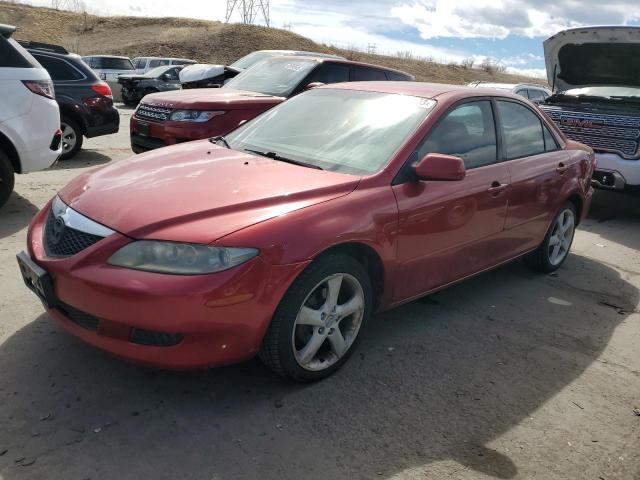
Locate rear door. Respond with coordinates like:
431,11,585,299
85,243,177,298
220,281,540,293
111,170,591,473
497,99,569,251
392,99,511,301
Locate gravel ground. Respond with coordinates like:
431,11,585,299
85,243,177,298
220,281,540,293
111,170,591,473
0,106,638,480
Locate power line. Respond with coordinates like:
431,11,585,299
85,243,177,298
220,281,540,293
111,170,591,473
225,0,270,26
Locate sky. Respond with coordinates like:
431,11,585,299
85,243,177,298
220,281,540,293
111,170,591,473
21,0,640,78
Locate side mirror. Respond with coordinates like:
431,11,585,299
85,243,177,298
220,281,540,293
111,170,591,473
304,82,325,91
415,153,466,181
162,73,171,81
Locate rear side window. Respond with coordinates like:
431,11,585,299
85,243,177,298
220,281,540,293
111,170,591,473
133,58,145,69
172,60,195,65
306,63,349,84
418,100,498,169
32,54,84,81
149,59,170,68
0,37,40,68
352,67,387,81
94,57,134,70
543,124,559,151
497,100,545,159
528,89,547,102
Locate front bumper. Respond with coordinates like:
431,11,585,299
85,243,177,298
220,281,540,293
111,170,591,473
591,152,640,189
23,204,309,369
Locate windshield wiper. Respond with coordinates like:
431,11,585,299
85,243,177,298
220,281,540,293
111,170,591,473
244,148,323,170
210,136,230,148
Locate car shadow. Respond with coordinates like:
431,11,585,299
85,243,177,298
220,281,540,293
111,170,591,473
582,188,640,250
0,192,39,239
49,150,112,170
0,255,636,479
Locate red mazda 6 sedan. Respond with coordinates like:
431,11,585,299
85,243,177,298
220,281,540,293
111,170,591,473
18,82,595,381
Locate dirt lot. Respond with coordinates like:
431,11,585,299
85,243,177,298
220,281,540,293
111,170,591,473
0,106,638,480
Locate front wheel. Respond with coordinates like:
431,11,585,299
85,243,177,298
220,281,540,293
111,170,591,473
259,254,372,382
524,201,577,273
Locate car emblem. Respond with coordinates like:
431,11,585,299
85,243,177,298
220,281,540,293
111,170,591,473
560,117,604,129
50,217,66,245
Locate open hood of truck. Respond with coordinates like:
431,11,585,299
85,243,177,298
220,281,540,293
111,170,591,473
544,26,640,92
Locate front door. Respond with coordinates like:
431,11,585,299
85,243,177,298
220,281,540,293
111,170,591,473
392,100,510,302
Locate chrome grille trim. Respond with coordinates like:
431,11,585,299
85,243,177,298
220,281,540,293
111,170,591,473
135,103,173,122
542,106,640,159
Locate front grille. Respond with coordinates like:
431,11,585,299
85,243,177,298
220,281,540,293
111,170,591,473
57,302,100,331
44,209,104,258
130,328,184,347
543,107,640,159
135,103,173,122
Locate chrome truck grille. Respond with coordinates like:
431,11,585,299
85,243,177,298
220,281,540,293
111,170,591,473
135,104,173,122
542,107,640,160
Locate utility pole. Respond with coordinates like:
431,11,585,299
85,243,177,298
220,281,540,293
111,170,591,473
225,0,270,27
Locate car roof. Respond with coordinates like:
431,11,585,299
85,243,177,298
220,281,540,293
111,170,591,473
82,54,131,59
320,81,531,101
133,56,195,61
471,81,550,91
276,55,412,77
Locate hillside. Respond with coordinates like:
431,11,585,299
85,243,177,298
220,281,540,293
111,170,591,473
0,1,543,85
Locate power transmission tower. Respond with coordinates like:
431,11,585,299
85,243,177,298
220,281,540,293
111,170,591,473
225,0,270,27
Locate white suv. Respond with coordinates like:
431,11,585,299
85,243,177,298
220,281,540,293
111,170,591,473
0,24,61,208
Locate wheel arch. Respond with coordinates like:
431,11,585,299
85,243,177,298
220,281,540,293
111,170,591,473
314,242,385,311
59,106,87,136
566,192,583,225
0,131,21,173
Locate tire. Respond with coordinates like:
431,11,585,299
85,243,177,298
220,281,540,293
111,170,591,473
0,150,15,208
259,253,372,382
524,201,577,273
59,117,83,160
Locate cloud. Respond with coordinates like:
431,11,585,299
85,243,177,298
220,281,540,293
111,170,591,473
390,0,640,40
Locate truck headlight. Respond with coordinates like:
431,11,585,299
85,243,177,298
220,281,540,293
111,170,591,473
169,110,226,122
108,241,258,274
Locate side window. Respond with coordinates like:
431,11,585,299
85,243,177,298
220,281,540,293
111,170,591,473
497,100,545,159
148,59,163,68
306,63,350,84
515,89,529,99
164,68,179,80
352,67,387,81
133,58,144,69
543,124,559,151
418,100,498,169
528,89,546,102
32,54,83,81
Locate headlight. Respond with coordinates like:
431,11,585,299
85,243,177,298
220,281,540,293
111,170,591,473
108,241,258,275
169,110,226,122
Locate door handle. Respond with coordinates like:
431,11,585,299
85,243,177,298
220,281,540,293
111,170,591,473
487,181,509,196
556,162,569,174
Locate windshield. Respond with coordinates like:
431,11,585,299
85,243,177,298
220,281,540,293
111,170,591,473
94,57,134,70
225,89,435,175
558,86,640,98
224,57,317,97
145,66,173,78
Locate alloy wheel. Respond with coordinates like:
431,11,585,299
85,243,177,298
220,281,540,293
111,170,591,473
548,208,575,266
60,122,77,154
292,273,365,371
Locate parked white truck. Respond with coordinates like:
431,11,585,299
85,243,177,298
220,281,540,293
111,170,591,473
540,26,640,190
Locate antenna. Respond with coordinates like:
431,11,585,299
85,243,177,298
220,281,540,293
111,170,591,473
225,0,270,27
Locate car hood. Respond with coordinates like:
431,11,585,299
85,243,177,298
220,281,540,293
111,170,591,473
544,26,640,91
142,88,284,110
58,141,360,244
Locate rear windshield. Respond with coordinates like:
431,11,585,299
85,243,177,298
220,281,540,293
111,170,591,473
0,37,41,68
92,57,134,70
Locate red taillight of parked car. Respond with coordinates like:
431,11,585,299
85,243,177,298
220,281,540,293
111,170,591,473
91,82,112,98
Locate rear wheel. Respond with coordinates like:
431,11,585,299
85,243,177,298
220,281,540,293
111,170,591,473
524,202,577,273
259,254,372,382
59,117,83,160
0,150,15,208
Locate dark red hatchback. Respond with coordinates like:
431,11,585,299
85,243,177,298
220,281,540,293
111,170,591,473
20,82,594,381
